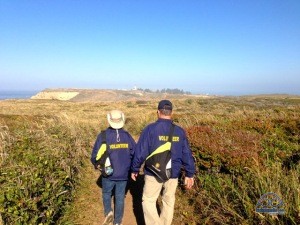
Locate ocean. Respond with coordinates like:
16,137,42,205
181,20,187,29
0,90,39,100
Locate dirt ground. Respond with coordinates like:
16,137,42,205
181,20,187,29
67,162,146,225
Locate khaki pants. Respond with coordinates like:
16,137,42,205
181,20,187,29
142,175,178,225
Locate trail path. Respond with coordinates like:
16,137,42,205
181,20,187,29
68,161,145,225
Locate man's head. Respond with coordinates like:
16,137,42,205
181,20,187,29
157,100,172,117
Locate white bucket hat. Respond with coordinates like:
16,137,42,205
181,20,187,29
107,110,125,129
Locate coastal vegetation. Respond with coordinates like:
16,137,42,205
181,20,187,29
0,95,299,224
137,88,192,95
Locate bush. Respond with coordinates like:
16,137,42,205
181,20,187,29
176,105,300,225
0,115,90,224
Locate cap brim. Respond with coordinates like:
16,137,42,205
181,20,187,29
108,121,124,129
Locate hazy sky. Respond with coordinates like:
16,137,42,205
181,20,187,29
0,1,299,95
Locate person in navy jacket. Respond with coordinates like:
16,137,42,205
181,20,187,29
91,110,136,225
131,100,195,225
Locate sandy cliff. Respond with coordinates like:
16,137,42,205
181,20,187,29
30,88,208,102
31,91,79,100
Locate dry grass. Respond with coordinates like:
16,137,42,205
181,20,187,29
0,95,299,224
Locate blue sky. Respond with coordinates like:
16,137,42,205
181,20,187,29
0,1,299,95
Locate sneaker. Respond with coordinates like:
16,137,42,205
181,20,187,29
103,211,113,225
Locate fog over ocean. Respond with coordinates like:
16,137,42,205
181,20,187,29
0,90,40,100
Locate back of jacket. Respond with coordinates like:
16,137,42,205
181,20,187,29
91,127,136,180
131,118,195,178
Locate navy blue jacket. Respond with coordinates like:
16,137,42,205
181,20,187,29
131,118,195,178
91,127,136,180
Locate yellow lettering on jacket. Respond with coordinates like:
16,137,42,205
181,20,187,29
159,136,168,141
109,143,129,149
172,136,179,142
158,136,180,142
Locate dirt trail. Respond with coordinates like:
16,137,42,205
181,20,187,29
67,161,145,225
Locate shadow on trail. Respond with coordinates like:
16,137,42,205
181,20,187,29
96,174,146,225
129,175,146,225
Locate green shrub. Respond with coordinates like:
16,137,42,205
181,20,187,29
0,115,90,224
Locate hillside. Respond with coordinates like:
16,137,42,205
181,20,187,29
1,96,299,224
30,88,209,102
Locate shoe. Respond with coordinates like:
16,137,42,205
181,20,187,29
103,211,113,225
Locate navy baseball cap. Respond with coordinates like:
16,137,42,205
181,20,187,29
158,100,173,110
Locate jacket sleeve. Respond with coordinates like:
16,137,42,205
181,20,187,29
90,133,102,166
181,133,196,177
131,126,150,173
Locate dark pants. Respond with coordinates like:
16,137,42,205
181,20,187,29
102,177,127,224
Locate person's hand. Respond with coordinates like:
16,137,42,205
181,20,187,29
184,177,194,189
94,164,100,170
131,173,138,181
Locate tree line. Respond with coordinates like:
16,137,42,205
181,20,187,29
137,88,191,95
